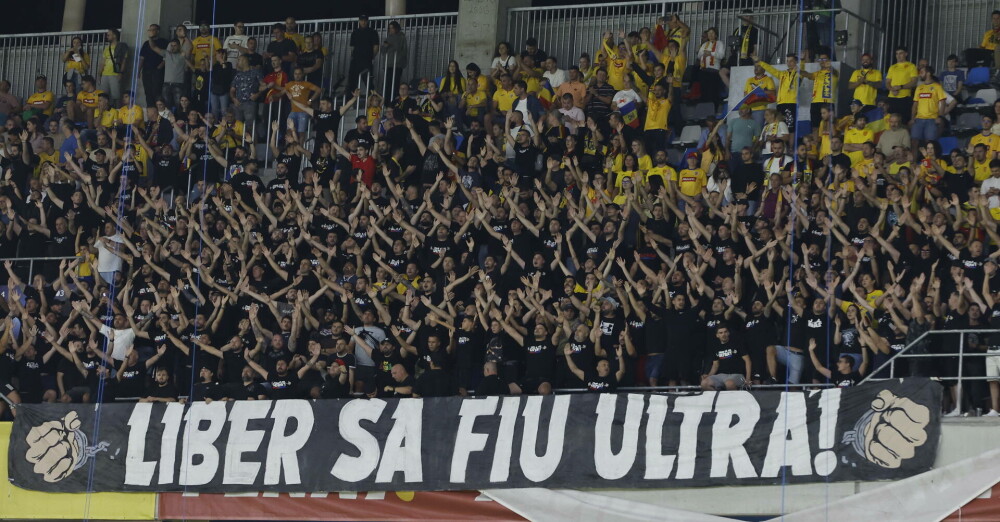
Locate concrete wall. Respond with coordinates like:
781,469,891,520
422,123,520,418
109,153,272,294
456,0,531,73
121,0,195,104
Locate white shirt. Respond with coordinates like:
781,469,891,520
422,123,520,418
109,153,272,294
543,68,568,88
759,122,789,155
764,154,793,176
559,106,586,134
613,89,641,109
491,55,517,74
982,176,1000,208
99,325,136,361
699,40,725,70
94,234,124,273
223,34,249,64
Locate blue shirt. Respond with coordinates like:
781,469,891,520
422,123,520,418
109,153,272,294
940,69,965,95
59,135,78,163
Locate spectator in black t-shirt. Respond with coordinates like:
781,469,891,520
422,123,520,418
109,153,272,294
476,362,506,396
565,344,626,393
383,363,414,398
141,367,178,402
348,15,379,91
192,364,226,402
701,326,751,390
116,345,166,399
264,24,298,75
320,358,351,399
413,351,452,397
244,349,302,400
809,339,868,387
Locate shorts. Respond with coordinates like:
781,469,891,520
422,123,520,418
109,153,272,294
518,376,551,394
705,373,746,390
66,385,90,403
986,353,1000,381
645,353,665,381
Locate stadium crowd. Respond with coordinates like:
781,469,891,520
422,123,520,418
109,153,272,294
3,9,1000,421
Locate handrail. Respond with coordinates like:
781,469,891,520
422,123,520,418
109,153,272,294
859,328,1000,384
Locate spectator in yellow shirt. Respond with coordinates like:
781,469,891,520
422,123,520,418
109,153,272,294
800,52,837,129
677,153,707,201
459,80,487,124
639,82,672,154
116,92,145,134
843,113,873,167
885,46,918,123
192,23,222,70
743,64,775,127
982,10,1000,50
25,76,54,119
971,143,993,182
910,66,947,149
968,115,1000,159
754,52,799,131
848,53,882,112
646,150,677,194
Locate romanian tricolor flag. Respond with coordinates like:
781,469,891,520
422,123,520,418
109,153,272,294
729,86,772,112
538,80,556,110
620,100,641,128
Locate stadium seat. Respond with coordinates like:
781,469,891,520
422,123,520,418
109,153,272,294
954,111,983,133
796,120,812,137
675,125,702,146
691,102,716,122
968,88,998,107
966,66,991,88
938,136,959,155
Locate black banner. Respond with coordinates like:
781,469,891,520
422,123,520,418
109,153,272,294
8,379,941,492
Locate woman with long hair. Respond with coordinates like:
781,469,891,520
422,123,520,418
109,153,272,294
62,36,91,88
490,42,518,79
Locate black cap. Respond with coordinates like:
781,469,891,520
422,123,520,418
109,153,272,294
359,14,369,20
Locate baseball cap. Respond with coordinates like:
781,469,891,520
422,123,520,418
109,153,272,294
850,99,863,106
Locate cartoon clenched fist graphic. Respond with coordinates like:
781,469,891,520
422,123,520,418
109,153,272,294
857,390,931,468
25,411,83,482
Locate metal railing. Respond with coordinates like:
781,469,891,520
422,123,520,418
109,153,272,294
0,12,457,103
506,0,884,72
861,328,1000,414
2,255,81,283
875,0,998,70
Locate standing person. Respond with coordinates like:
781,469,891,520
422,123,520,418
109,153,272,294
800,50,837,131
138,24,168,107
264,23,299,75
696,27,726,105
297,37,326,87
381,21,408,99
99,29,129,103
150,39,186,110
848,53,882,113
728,12,758,68
754,52,799,132
230,55,263,127
223,21,250,65
885,46,918,124
910,65,947,151
191,23,221,71
348,15,380,91
743,63,775,127
208,49,234,119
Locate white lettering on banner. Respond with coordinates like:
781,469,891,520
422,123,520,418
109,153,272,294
643,395,676,479
124,403,155,486
814,388,842,476
224,401,270,485
450,397,499,483
489,396,521,482
265,400,313,485
158,403,184,485
519,396,569,482
179,401,228,486
710,392,761,478
672,394,715,479
331,399,387,482
761,392,813,477
375,399,423,483
593,394,643,480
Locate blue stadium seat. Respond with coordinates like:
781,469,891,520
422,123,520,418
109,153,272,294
796,120,812,137
938,136,959,155
966,67,991,88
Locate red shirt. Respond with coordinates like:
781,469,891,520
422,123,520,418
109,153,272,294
351,154,376,187
263,71,289,103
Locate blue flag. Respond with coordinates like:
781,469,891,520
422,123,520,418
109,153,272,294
620,100,641,128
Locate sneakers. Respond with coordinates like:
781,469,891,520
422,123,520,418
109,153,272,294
985,409,1000,417
943,407,962,417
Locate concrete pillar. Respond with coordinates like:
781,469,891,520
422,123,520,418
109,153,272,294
455,0,531,73
121,0,194,104
838,0,876,68
62,0,87,31
385,0,406,17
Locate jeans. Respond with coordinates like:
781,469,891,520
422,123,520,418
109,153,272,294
234,100,258,133
288,111,310,133
774,346,805,384
910,117,938,141
99,74,122,103
162,83,184,110
208,93,230,119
